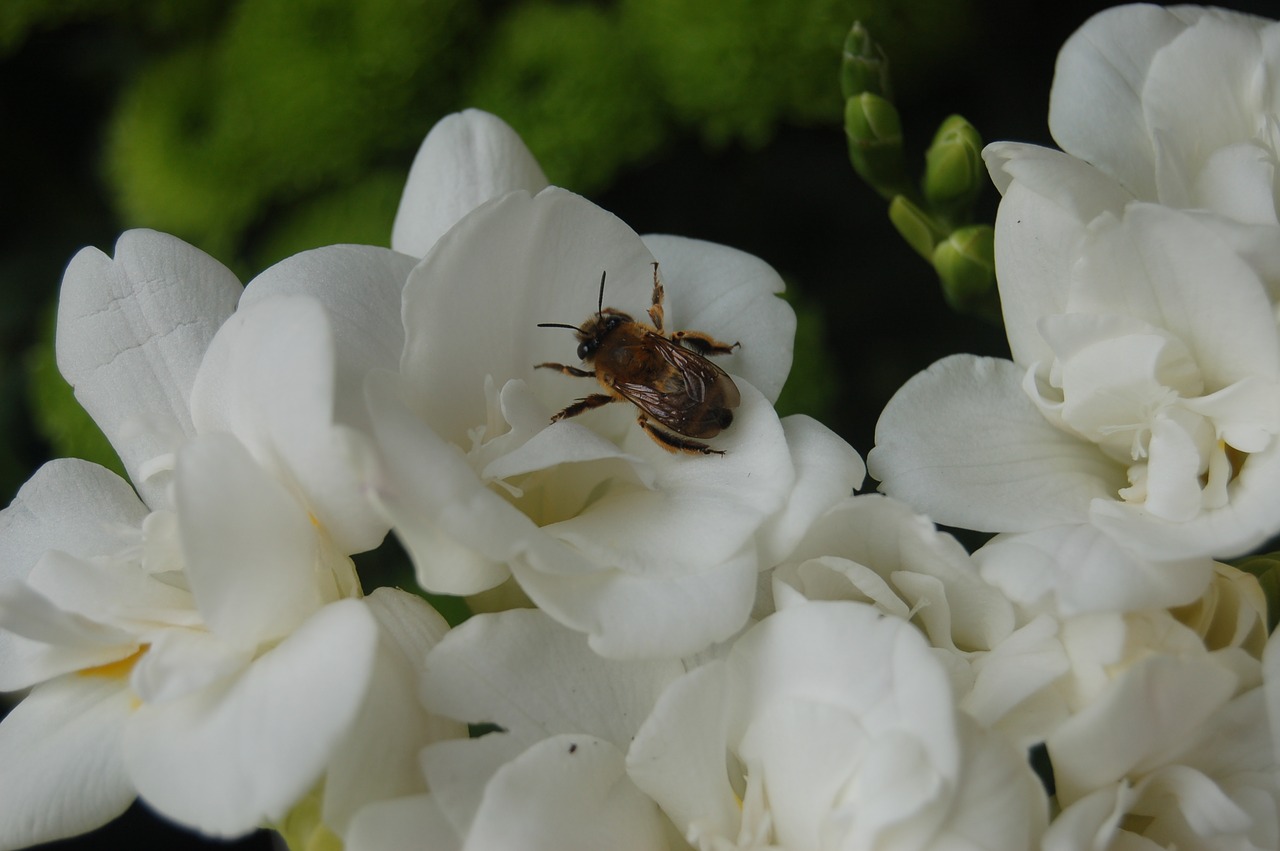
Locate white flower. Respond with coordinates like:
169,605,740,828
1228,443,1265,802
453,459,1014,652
870,201,1280,611
364,112,863,659
0,231,458,846
1050,5,1280,227
987,5,1280,300
765,495,1070,746
625,601,1048,851
1041,618,1279,851
346,609,682,851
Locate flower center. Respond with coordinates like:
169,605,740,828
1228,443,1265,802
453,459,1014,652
1029,318,1280,522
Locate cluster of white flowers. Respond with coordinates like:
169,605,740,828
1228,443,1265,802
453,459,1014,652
1,5,1279,850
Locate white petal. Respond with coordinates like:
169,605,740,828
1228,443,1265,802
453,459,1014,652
1142,14,1266,205
321,590,464,836
870,355,1125,532
1070,204,1280,389
0,459,148,583
0,676,135,849
962,614,1070,737
775,494,1015,654
55,230,242,509
0,578,139,691
641,233,795,403
1193,143,1279,224
940,716,1049,851
511,541,758,660
190,295,388,553
463,734,667,851
123,599,379,837
626,662,739,841
1048,653,1238,806
420,609,682,743
129,628,251,705
364,370,522,595
1089,439,1280,560
1047,4,1188,197
346,795,460,851
421,733,530,840
238,244,417,434
25,548,196,631
731,602,959,777
542,380,792,576
1042,782,1140,851
755,415,865,568
985,148,1132,368
175,433,324,649
402,187,658,444
975,526,1213,615
392,110,549,258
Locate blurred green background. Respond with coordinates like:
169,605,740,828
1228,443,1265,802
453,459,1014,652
2,0,1272,848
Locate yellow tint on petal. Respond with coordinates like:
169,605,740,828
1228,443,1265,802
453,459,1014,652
77,644,148,680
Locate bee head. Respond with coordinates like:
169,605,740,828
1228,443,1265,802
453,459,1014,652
537,270,632,363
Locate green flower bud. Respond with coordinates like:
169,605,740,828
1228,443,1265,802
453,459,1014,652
845,93,909,200
1233,552,1280,632
841,22,891,100
888,196,944,261
923,114,985,212
932,224,996,314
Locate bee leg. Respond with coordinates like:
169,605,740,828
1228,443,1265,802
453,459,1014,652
648,261,665,332
551,393,617,422
536,362,594,378
672,330,740,357
637,414,725,456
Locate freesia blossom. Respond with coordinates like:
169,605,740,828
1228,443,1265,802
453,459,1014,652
986,5,1280,302
1041,615,1279,851
625,600,1048,851
870,200,1280,611
364,111,863,659
1051,5,1280,228
764,495,1069,745
346,609,683,851
0,231,460,847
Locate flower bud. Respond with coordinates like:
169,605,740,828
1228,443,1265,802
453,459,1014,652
923,114,984,211
841,22,891,100
932,224,996,313
845,92,909,200
888,195,944,261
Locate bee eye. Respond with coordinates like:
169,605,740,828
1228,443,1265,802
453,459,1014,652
577,340,594,360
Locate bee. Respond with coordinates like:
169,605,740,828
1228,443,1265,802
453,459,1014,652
536,263,741,455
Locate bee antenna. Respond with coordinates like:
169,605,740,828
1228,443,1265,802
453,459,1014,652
537,322,584,333
597,270,606,315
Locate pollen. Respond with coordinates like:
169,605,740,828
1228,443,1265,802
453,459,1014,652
77,645,148,680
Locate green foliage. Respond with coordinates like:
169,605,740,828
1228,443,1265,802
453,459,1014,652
623,0,976,147
248,171,405,273
467,2,668,193
106,0,477,262
622,0,853,146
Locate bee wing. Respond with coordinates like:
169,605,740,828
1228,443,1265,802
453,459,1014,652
611,335,739,435
611,377,700,433
653,335,739,407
